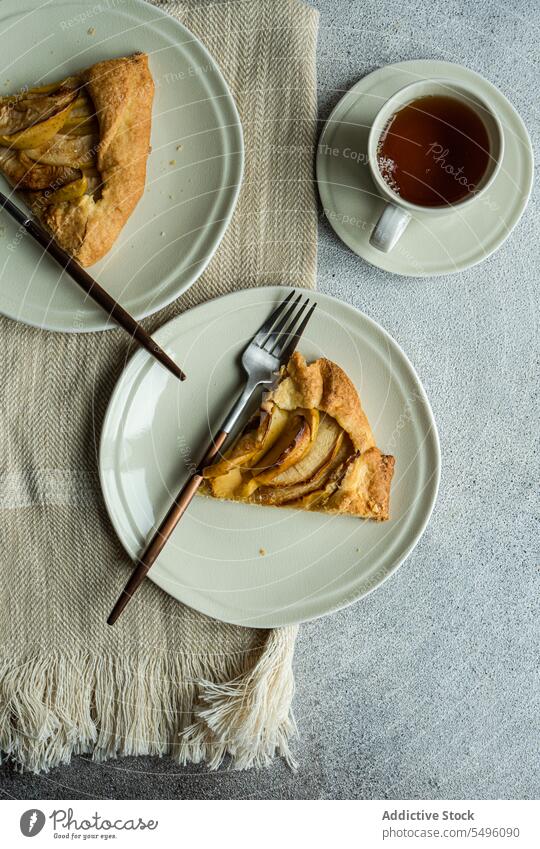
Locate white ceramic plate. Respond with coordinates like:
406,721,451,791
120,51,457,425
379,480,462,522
0,0,243,331
100,287,441,627
316,60,533,276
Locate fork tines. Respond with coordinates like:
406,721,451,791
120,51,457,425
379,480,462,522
254,290,316,361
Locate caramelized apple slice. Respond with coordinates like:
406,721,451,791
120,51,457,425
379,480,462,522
0,89,76,136
238,412,314,498
0,149,79,190
204,406,290,498
270,414,339,486
57,91,97,136
24,77,79,97
44,174,88,204
284,453,356,510
24,133,98,168
254,431,347,506
0,95,77,149
204,405,289,480
58,117,99,137
25,81,68,96
207,466,244,500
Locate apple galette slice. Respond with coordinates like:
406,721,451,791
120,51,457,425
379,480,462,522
0,53,153,266
201,353,395,520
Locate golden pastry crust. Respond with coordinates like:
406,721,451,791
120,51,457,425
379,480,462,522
202,352,395,521
325,447,395,520
269,352,376,453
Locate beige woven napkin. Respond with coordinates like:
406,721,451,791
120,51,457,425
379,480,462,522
0,0,318,772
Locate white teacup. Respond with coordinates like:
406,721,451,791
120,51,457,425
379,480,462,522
368,78,504,253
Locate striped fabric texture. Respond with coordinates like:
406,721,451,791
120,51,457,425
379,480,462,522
0,0,318,772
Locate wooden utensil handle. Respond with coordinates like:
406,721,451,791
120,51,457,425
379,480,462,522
0,193,185,381
24,220,186,381
107,429,228,625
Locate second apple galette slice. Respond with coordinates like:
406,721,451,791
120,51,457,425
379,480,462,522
0,53,153,266
201,352,395,520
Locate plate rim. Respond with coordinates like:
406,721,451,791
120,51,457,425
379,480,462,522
0,0,244,333
99,286,442,627
316,58,534,278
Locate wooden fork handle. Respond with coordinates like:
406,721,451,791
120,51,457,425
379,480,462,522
107,429,229,625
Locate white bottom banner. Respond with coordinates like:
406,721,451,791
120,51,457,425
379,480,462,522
3,799,538,847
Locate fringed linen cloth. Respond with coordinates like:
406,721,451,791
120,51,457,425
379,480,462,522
0,0,318,772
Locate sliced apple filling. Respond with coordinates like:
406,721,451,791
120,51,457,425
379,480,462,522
201,353,395,521
0,54,154,266
0,79,101,209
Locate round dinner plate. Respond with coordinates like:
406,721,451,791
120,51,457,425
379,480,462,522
0,0,243,331
100,287,441,627
316,59,533,277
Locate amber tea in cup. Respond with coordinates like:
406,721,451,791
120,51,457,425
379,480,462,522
376,95,491,207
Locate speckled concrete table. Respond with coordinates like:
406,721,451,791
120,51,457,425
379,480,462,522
1,0,538,800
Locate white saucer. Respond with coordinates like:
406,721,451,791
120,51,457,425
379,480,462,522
100,287,440,627
316,60,533,277
0,0,243,332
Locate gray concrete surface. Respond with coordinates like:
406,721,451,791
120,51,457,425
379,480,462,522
1,0,538,799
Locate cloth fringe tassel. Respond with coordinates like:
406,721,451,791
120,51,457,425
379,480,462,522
0,628,298,773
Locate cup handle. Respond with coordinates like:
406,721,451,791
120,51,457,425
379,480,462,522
369,203,411,253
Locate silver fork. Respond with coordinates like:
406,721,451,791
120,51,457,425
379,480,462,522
222,290,316,433
108,290,317,624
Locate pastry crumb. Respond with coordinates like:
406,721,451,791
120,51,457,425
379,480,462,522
259,548,266,556
87,27,96,36
169,159,176,166
176,144,183,151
